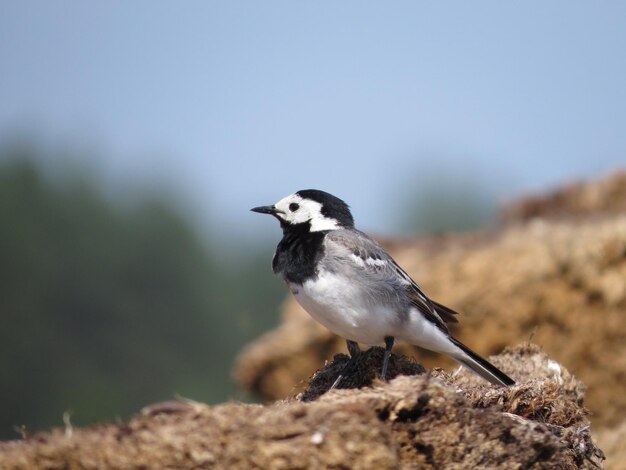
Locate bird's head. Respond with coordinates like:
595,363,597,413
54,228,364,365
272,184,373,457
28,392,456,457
251,189,354,232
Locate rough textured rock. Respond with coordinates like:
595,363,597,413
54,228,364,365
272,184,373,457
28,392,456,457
0,344,605,469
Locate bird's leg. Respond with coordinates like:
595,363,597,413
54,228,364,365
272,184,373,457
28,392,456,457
347,339,361,358
330,340,360,390
381,336,395,381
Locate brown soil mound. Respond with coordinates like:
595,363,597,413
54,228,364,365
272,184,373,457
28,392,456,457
502,171,626,221
0,344,605,469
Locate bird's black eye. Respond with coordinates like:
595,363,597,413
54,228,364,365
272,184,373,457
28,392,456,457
289,203,300,212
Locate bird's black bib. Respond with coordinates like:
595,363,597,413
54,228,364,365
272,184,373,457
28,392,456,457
272,223,328,285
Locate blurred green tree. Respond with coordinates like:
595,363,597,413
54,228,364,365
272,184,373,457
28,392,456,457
0,145,282,439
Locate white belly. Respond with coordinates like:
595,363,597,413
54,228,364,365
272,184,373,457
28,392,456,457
290,271,396,345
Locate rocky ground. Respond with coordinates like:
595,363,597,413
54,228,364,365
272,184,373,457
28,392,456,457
0,344,606,468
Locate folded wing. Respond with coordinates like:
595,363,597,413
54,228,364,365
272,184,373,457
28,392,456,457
324,230,459,333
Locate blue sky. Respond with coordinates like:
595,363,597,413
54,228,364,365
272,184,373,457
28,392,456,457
1,1,625,240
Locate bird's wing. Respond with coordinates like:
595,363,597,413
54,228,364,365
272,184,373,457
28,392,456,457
387,256,459,331
324,230,457,333
430,300,460,325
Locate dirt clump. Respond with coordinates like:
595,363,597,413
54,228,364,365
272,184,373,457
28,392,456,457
0,344,605,469
301,346,426,402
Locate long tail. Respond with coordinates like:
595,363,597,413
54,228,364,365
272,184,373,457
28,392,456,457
448,337,515,386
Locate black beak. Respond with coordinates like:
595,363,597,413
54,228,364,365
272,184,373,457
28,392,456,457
250,205,278,215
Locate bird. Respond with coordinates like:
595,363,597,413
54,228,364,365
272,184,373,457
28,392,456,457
251,189,515,387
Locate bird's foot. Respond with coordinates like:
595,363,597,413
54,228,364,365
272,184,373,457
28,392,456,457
379,336,395,381
330,340,360,390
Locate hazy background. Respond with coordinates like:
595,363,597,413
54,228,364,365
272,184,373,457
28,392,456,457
1,1,625,439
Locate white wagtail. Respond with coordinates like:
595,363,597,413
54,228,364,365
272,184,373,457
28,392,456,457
252,189,515,387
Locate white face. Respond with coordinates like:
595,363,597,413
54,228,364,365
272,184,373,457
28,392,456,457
274,193,340,232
